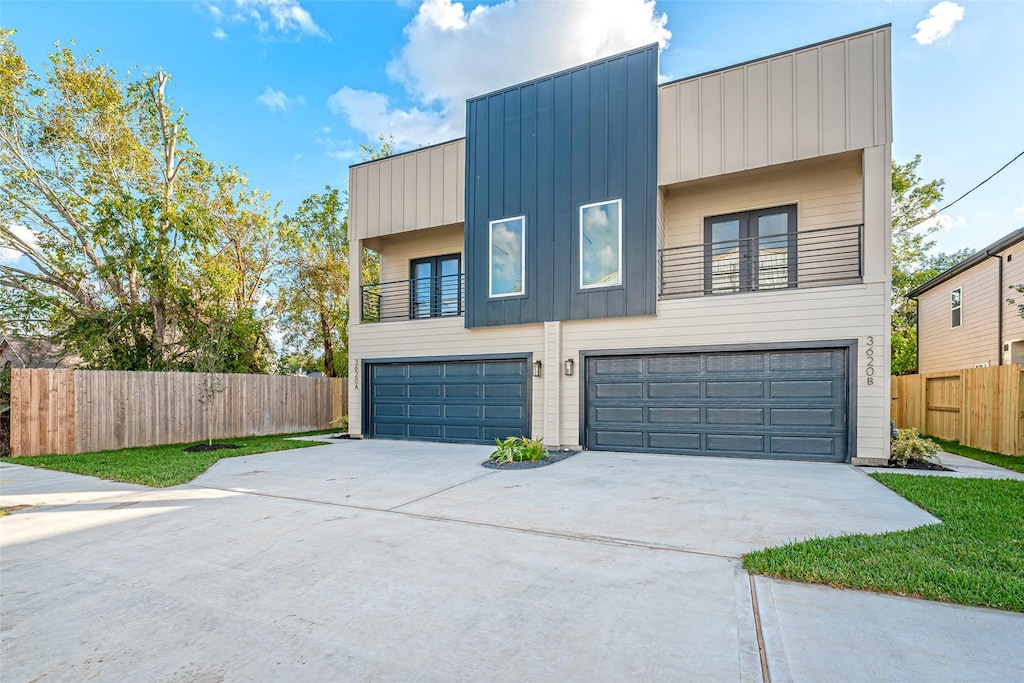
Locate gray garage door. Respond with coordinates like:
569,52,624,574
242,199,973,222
585,348,849,462
367,358,529,443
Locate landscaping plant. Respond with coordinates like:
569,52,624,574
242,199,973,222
890,428,942,468
490,436,548,464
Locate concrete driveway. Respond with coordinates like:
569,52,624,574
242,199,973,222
2,438,1021,682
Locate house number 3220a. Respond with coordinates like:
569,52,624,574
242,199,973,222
865,336,875,385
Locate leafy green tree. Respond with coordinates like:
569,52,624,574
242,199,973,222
273,135,392,377
0,32,274,372
275,351,319,376
0,34,212,367
359,133,396,161
276,186,378,377
889,155,972,375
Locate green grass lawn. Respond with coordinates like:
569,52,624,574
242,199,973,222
932,438,1024,474
744,474,1024,612
16,430,337,488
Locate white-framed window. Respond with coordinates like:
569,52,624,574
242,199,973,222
951,287,962,328
579,199,622,289
489,216,526,298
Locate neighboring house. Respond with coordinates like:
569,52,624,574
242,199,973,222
909,228,1024,373
347,26,893,465
0,336,81,370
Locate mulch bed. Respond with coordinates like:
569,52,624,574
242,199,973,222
183,443,242,453
481,449,580,470
880,460,954,472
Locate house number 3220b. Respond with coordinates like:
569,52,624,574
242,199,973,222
865,336,875,385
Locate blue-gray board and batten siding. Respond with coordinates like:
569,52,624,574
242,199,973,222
464,44,659,328
584,348,851,462
365,357,530,444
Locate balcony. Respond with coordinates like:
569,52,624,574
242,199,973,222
361,273,465,323
659,223,863,299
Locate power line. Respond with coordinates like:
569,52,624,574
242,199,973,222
910,149,1024,229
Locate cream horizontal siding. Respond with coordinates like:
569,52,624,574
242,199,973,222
662,151,863,248
374,224,465,285
349,139,466,240
918,244,1024,372
661,152,868,294
348,318,546,438
559,283,890,460
349,283,890,460
1005,247,1024,363
658,26,891,185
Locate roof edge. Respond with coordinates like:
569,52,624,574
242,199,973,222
908,227,1024,298
467,43,660,105
659,24,892,88
348,136,466,170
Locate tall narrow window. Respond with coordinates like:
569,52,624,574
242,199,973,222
489,216,525,298
951,287,962,328
580,199,622,288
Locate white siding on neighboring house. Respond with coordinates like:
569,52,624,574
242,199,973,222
917,245,1024,372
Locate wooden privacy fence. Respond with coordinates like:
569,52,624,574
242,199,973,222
891,364,1024,456
9,369,348,457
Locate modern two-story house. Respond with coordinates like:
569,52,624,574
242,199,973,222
347,25,893,465
910,228,1024,373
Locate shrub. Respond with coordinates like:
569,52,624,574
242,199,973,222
890,428,942,468
490,436,548,464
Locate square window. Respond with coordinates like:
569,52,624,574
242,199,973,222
489,216,525,297
580,199,622,288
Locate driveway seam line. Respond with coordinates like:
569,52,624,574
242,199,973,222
384,471,498,512
748,573,771,683
187,483,742,560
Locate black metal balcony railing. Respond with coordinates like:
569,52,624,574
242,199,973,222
659,223,863,299
362,273,464,323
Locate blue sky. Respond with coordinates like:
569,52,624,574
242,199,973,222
2,0,1022,257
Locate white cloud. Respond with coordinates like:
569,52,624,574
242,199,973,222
328,0,670,149
913,2,965,45
920,213,967,232
212,28,228,40
313,126,361,164
0,224,38,264
257,86,305,112
1013,205,1024,214
327,87,459,149
207,0,325,39
236,0,324,37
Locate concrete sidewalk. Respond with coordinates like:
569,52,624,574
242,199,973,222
860,450,1024,481
2,441,1021,682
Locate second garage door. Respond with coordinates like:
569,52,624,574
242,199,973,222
367,358,529,444
584,348,849,462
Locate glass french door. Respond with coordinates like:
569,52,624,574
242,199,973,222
410,254,462,318
704,205,796,294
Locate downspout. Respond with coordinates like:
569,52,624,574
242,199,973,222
914,298,920,373
987,250,1004,365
